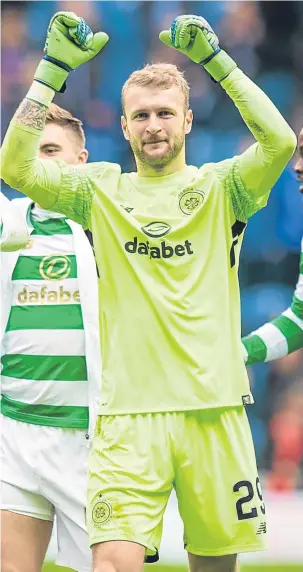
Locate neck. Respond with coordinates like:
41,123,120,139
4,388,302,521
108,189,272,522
136,150,186,178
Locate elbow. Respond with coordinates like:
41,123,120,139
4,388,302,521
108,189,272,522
0,164,19,189
0,150,37,197
278,128,297,161
0,147,22,189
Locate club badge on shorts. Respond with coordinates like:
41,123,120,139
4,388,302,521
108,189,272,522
92,495,112,526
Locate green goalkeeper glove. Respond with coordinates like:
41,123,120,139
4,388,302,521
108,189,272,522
159,14,237,83
34,12,109,93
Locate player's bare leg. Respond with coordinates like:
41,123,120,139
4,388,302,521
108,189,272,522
92,540,145,572
1,510,53,572
188,553,238,572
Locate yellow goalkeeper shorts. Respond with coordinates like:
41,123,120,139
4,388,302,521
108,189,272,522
87,407,267,561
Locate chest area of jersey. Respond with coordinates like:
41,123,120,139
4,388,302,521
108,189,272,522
99,190,240,269
105,184,208,260
11,232,81,307
118,183,206,220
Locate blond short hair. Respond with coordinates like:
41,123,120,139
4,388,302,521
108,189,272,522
122,63,190,114
46,103,86,148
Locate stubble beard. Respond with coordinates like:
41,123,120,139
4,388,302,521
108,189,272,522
130,132,185,170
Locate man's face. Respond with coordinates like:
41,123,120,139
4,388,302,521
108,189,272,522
39,123,87,165
121,85,192,169
294,128,303,193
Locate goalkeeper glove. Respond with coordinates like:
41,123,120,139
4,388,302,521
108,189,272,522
159,15,237,83
34,12,109,93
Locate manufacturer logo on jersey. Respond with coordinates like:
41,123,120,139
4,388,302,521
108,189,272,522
125,237,194,259
141,222,171,238
92,496,112,526
120,205,134,213
39,255,71,281
179,188,205,215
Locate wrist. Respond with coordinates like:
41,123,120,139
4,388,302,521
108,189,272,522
34,58,70,93
203,50,237,83
26,81,55,107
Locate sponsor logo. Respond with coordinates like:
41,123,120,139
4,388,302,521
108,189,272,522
39,255,71,281
179,188,205,215
17,286,80,305
125,237,194,259
92,495,112,526
141,222,171,238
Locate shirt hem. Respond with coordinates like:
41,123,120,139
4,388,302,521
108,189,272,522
99,399,254,416
185,541,267,556
1,409,89,429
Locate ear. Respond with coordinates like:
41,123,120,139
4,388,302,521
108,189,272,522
184,109,193,135
121,115,130,141
78,148,89,164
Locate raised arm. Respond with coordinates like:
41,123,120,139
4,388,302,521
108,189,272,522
0,12,108,224
160,15,296,212
242,243,303,365
1,94,61,209
221,70,296,202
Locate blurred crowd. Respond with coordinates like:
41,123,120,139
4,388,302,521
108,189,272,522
1,1,303,491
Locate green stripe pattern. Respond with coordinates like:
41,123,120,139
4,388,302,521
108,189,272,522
291,295,303,320
1,354,87,381
6,305,83,331
272,315,303,354
242,240,303,364
12,255,77,281
1,395,88,428
31,218,73,236
2,212,89,428
242,335,267,366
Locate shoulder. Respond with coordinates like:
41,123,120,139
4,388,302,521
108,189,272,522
206,157,237,178
54,161,122,188
75,161,122,180
194,157,237,180
187,159,238,193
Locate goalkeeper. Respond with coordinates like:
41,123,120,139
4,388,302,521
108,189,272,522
0,11,297,572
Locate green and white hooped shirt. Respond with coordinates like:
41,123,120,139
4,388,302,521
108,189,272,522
1,204,91,428
242,238,303,364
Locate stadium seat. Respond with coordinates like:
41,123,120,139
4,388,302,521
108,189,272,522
241,282,294,335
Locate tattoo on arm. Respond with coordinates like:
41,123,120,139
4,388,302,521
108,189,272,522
13,99,47,131
246,120,268,143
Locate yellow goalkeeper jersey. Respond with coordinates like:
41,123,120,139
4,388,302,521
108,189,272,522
48,157,262,414
1,68,296,414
